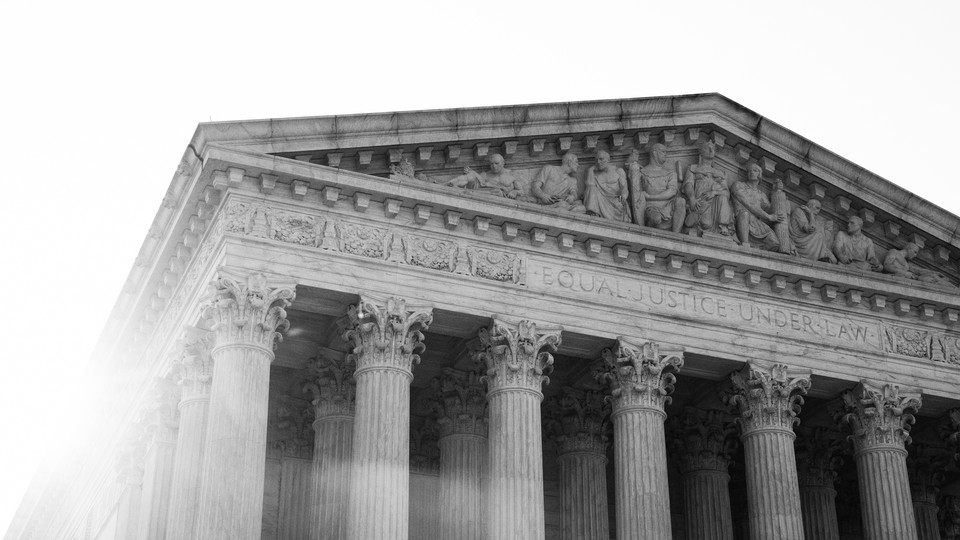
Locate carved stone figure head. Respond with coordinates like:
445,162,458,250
626,148,641,164
847,215,864,234
807,199,822,215
561,152,579,174
650,143,667,166
747,163,762,181
595,150,610,171
489,154,505,173
904,242,920,259
698,139,716,160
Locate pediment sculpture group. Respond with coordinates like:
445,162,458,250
390,140,953,288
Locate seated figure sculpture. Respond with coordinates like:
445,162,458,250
883,242,955,287
789,199,837,263
632,144,686,232
731,163,784,250
525,152,586,213
445,154,522,198
833,215,882,271
683,140,734,238
583,150,629,222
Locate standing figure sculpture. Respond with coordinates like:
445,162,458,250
833,215,882,272
632,144,686,232
731,163,784,250
789,199,837,263
527,152,586,213
883,242,955,287
683,140,734,237
583,150,630,222
445,154,523,199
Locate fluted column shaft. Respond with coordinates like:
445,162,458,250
855,447,917,539
799,485,840,540
166,395,209,540
742,428,805,539
557,449,608,540
347,369,412,539
312,415,354,540
488,389,546,539
683,469,734,540
839,382,922,540
613,407,671,538
196,344,274,540
438,433,486,540
912,499,940,540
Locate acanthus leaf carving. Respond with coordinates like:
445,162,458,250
906,444,948,504
174,325,214,400
595,337,684,414
837,381,922,454
137,377,180,447
670,407,737,474
410,418,441,474
794,426,845,488
428,368,487,438
473,318,561,395
202,272,296,350
336,222,389,259
274,395,314,460
303,350,356,419
466,246,523,283
542,387,610,455
726,363,811,434
342,296,434,376
402,235,458,272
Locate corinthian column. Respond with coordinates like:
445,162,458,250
907,445,946,540
838,381,922,540
343,296,433,540
795,427,844,540
474,317,562,540
674,407,736,540
137,379,179,540
595,337,683,540
543,388,610,540
195,272,296,540
431,368,487,540
115,435,146,540
727,363,810,540
304,350,355,540
166,327,212,540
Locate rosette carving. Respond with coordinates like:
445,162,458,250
303,351,356,419
672,407,737,474
542,387,610,455
594,338,684,413
906,444,948,504
341,296,434,376
726,363,811,434
174,326,214,400
794,426,844,488
837,381,922,453
473,318,562,395
202,272,296,350
429,368,487,438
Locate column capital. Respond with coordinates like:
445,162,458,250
410,419,441,474
794,426,844,488
274,396,313,459
343,296,433,377
595,337,683,414
430,368,487,438
474,317,562,396
543,387,610,455
202,272,296,351
303,350,356,419
943,408,960,463
115,433,146,486
906,444,948,504
941,496,960,539
672,407,737,474
137,378,180,448
174,326,213,401
727,362,811,435
837,381,922,454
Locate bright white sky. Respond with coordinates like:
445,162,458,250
2,0,959,534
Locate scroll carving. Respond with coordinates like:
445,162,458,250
202,272,296,350
726,363,811,434
473,318,562,395
341,297,433,376
595,338,684,414
837,381,922,453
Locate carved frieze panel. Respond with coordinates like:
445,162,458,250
336,222,389,259
882,323,960,365
402,236,458,272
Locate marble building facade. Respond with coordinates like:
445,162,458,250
6,94,960,540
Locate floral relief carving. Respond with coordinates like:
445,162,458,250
466,246,523,283
303,351,356,419
428,368,487,438
274,396,314,459
726,363,811,434
336,222,390,259
174,326,214,400
542,387,610,454
837,381,922,453
794,426,844,488
883,324,931,359
473,318,562,395
402,235,458,272
203,272,296,350
595,338,684,413
670,408,737,474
